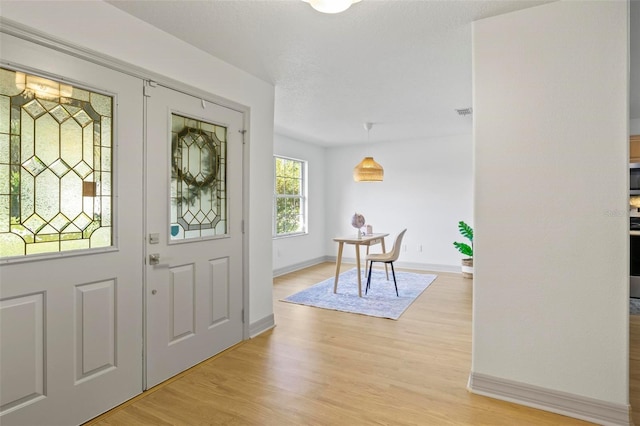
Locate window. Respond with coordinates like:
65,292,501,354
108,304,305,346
0,67,113,258
170,113,227,240
274,156,306,237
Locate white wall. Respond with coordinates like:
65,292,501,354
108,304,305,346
0,0,275,326
325,134,473,271
473,0,628,410
273,134,326,274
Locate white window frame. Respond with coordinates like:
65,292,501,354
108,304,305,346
273,155,307,238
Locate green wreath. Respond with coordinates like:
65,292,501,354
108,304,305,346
173,127,219,189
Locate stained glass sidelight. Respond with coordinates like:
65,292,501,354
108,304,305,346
0,68,113,258
170,114,227,240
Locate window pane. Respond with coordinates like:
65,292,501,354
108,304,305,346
280,198,298,234
276,197,287,234
275,175,286,196
290,161,301,178
170,113,226,241
0,67,113,259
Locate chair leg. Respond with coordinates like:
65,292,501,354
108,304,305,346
390,262,398,296
366,261,373,294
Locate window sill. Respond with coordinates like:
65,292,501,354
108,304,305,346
273,232,308,240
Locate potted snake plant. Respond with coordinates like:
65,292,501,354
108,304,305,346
453,221,473,278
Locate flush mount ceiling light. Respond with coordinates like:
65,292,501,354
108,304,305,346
303,0,361,14
353,122,383,182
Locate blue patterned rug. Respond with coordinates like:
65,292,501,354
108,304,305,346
631,298,640,315
281,268,437,320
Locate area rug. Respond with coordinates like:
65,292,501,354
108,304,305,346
281,268,437,320
631,298,640,315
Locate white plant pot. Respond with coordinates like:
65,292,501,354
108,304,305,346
461,258,473,279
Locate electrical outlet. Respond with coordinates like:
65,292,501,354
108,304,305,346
417,245,422,252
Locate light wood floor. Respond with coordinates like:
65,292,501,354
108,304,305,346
88,262,633,425
630,313,640,425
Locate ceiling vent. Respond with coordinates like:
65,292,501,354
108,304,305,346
455,108,473,116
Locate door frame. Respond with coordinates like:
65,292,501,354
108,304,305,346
142,81,249,389
1,17,252,390
140,85,250,390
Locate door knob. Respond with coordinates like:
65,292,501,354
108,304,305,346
151,289,157,295
149,253,160,265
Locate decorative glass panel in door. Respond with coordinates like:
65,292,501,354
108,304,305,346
0,67,113,258
170,113,227,240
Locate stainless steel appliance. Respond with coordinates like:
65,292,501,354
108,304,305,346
631,218,640,298
631,163,640,194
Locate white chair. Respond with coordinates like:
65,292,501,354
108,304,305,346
365,229,407,296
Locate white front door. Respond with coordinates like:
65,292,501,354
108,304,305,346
145,84,245,388
0,35,143,425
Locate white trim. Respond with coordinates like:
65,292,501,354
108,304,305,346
394,261,461,274
272,231,309,240
273,256,328,277
325,256,461,274
142,82,150,390
467,372,631,426
0,18,248,115
273,258,462,278
241,112,251,342
249,314,275,338
273,155,308,237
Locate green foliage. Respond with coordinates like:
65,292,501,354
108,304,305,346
458,221,473,242
453,220,473,257
276,198,302,234
10,170,20,192
453,242,473,257
9,170,20,223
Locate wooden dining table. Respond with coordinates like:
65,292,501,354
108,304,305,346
333,233,389,297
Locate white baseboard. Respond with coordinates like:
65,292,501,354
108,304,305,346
273,256,329,277
325,256,460,274
273,256,461,280
394,260,460,273
249,314,275,338
468,372,630,426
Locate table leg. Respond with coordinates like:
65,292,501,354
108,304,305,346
381,238,389,280
334,242,344,293
355,243,362,297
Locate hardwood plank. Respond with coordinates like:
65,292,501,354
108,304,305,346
88,263,605,425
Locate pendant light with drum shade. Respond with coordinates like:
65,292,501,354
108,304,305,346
353,122,384,182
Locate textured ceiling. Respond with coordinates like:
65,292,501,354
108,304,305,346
107,0,635,146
